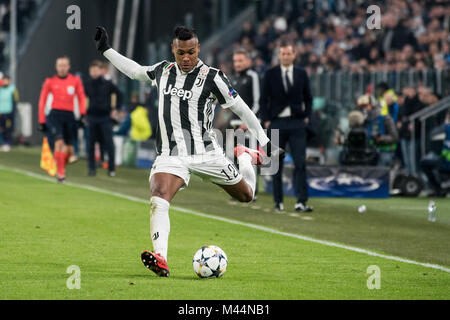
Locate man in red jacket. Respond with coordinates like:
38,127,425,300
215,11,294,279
38,56,86,183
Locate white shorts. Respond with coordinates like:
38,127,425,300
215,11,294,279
149,152,243,189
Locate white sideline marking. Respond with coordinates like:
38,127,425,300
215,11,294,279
1,165,450,274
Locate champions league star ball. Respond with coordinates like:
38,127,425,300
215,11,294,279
193,245,228,278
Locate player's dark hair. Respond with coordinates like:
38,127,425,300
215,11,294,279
174,26,198,41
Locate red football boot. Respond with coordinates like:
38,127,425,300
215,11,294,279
141,251,170,277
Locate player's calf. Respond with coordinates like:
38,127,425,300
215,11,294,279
219,179,254,203
237,185,254,203
232,191,253,203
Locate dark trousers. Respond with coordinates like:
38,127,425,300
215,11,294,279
87,116,115,172
270,117,308,204
420,157,444,191
0,113,13,145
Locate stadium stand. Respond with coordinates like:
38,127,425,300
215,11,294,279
0,0,40,71
217,0,450,74
216,0,450,172
201,0,449,196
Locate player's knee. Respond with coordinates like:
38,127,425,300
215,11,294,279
151,188,169,201
150,183,172,202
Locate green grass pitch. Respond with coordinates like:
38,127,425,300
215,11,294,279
0,148,449,299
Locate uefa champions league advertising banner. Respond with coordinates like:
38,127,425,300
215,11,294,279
306,166,390,198
264,165,390,199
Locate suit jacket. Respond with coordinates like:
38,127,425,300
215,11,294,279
260,65,313,122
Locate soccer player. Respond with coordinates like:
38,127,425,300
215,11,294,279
94,26,283,277
38,56,87,183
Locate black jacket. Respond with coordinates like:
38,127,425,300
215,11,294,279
84,77,123,117
260,65,313,122
229,68,261,119
398,94,424,140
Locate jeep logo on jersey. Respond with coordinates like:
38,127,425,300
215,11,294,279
163,84,193,101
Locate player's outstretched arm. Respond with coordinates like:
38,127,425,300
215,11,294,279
230,97,285,161
94,26,151,82
213,71,284,161
229,96,270,146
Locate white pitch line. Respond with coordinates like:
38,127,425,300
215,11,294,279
1,165,450,274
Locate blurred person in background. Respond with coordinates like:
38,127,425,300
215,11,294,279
376,82,399,123
114,93,152,142
306,98,325,165
420,111,450,197
397,85,424,175
38,56,86,183
84,60,123,177
381,12,418,55
100,61,112,81
229,47,261,198
0,75,19,152
95,61,114,166
229,48,261,131
356,94,399,167
338,108,379,166
113,97,152,169
417,85,439,106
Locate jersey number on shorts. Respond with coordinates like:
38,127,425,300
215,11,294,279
221,164,239,181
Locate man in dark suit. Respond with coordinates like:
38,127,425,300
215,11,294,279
260,42,313,212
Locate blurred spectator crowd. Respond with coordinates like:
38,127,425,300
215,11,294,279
222,0,449,161
216,0,450,76
0,0,38,68
210,0,450,196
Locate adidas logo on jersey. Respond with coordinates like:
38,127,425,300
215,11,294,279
163,84,193,101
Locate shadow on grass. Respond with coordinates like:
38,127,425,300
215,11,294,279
119,273,213,281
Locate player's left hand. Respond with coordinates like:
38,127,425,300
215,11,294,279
94,26,111,54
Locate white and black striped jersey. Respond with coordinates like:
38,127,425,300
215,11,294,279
142,59,239,156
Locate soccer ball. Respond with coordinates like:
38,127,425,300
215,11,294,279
193,245,228,278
